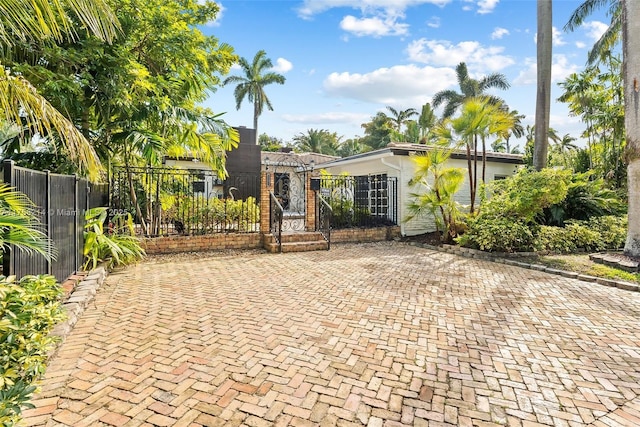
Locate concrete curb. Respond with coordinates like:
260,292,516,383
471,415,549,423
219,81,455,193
49,267,108,358
407,241,640,292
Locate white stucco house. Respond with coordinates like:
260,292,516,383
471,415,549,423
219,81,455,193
320,143,523,236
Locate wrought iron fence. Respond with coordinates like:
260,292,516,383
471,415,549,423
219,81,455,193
316,174,398,229
2,160,109,281
110,166,261,236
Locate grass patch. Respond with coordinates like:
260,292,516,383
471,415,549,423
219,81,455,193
528,254,640,283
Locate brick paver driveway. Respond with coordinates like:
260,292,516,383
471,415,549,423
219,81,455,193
23,242,640,427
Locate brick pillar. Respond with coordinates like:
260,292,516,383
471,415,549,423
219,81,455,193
260,171,273,235
305,172,316,232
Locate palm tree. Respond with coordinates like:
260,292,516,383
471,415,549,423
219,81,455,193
442,97,515,213
432,62,510,119
418,103,438,144
406,148,465,243
491,139,507,152
558,68,599,168
565,0,621,65
0,0,119,179
503,109,525,153
534,0,553,171
293,129,340,155
622,0,640,257
552,133,578,166
383,106,418,135
223,50,286,144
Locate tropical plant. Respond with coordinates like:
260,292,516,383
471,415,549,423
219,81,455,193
168,196,260,233
360,112,393,150
503,108,525,153
418,103,438,144
0,274,65,426
223,50,286,144
0,184,54,260
457,168,572,252
558,56,625,187
405,148,465,243
293,129,341,155
565,0,621,65
534,0,553,171
0,0,119,179
534,216,626,253
382,106,418,135
259,133,285,152
337,138,365,157
434,97,515,213
432,62,510,119
83,207,144,270
543,172,625,225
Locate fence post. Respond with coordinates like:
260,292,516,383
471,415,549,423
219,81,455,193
74,174,79,274
305,172,316,232
260,171,272,234
45,170,52,275
3,160,14,276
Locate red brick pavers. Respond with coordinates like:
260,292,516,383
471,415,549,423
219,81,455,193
22,242,640,426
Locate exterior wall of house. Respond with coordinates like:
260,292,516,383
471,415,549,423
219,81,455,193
322,151,520,236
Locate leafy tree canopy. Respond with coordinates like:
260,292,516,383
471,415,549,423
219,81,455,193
7,0,238,175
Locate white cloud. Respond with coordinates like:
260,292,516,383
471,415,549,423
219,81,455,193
427,16,440,28
533,26,567,47
477,0,499,14
552,26,566,46
575,41,586,49
513,54,580,85
281,112,370,125
340,14,409,37
406,39,514,72
582,20,609,42
296,0,450,19
461,0,499,14
491,27,509,40
272,58,293,73
323,64,456,106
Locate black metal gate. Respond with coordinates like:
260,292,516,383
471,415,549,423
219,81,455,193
270,163,308,232
110,166,261,236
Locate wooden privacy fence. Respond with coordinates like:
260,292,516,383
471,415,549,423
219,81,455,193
2,160,108,282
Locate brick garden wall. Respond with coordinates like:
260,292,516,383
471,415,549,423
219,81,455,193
141,233,263,255
140,226,401,255
331,226,401,243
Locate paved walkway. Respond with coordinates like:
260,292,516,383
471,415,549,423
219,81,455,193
22,242,640,427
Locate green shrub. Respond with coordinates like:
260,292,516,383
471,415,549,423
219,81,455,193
586,215,627,250
533,216,627,253
84,208,145,270
534,226,578,253
0,275,65,425
543,172,626,226
456,217,536,252
171,196,260,233
565,223,604,252
480,168,571,222
459,169,571,252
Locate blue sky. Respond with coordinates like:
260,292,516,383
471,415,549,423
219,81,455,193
200,0,611,150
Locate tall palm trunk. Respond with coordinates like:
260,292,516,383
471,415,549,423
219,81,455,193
622,0,640,257
253,101,259,145
534,0,552,171
466,141,475,214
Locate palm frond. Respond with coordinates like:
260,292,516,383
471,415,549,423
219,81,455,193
0,68,102,179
